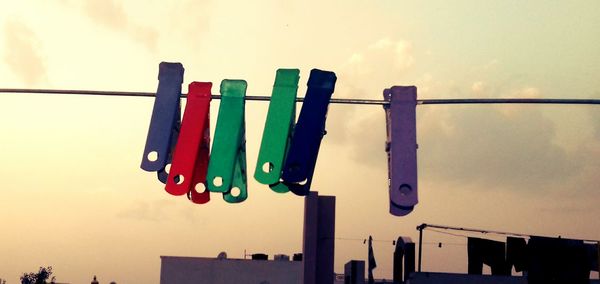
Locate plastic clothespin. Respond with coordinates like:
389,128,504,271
280,69,337,196
206,80,248,203
188,105,212,204
254,69,300,193
165,82,212,204
383,86,418,216
141,62,184,178
157,105,181,184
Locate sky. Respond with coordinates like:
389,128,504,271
1,0,599,283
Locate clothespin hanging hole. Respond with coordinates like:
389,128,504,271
166,170,181,185
173,174,185,185
399,184,413,196
195,183,207,193
213,177,223,187
230,187,241,197
262,162,274,174
147,151,159,162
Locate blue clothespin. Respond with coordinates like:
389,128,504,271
141,62,184,179
280,69,337,196
157,104,181,184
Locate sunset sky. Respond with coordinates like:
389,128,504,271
1,1,599,283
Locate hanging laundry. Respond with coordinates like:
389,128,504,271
206,79,248,203
597,241,600,272
383,86,418,216
165,82,212,204
561,239,591,284
254,69,300,193
368,236,377,284
467,237,509,276
393,236,414,283
527,236,589,284
585,242,599,272
280,69,337,196
141,62,184,180
506,236,528,273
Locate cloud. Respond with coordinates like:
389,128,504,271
116,198,210,225
564,107,600,196
83,0,127,28
368,38,415,70
319,38,598,198
331,43,597,195
345,111,387,167
588,98,600,140
3,20,47,86
63,0,159,51
161,1,213,49
116,200,176,222
418,94,579,192
345,37,416,89
59,0,214,53
343,48,600,195
471,81,485,95
326,38,417,144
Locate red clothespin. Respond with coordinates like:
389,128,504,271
165,82,212,204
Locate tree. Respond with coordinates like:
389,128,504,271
20,266,56,284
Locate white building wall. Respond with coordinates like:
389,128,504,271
160,256,302,284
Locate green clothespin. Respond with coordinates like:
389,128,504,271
254,69,300,193
207,79,248,203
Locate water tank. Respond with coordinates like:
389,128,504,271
251,253,268,260
274,254,290,261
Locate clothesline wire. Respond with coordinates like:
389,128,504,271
421,223,531,238
424,242,466,246
416,223,599,272
334,237,464,246
2,88,600,105
418,223,599,243
427,228,473,239
334,237,396,243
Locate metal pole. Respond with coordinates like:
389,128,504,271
417,224,426,272
2,88,600,105
0,88,377,104
419,98,600,105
